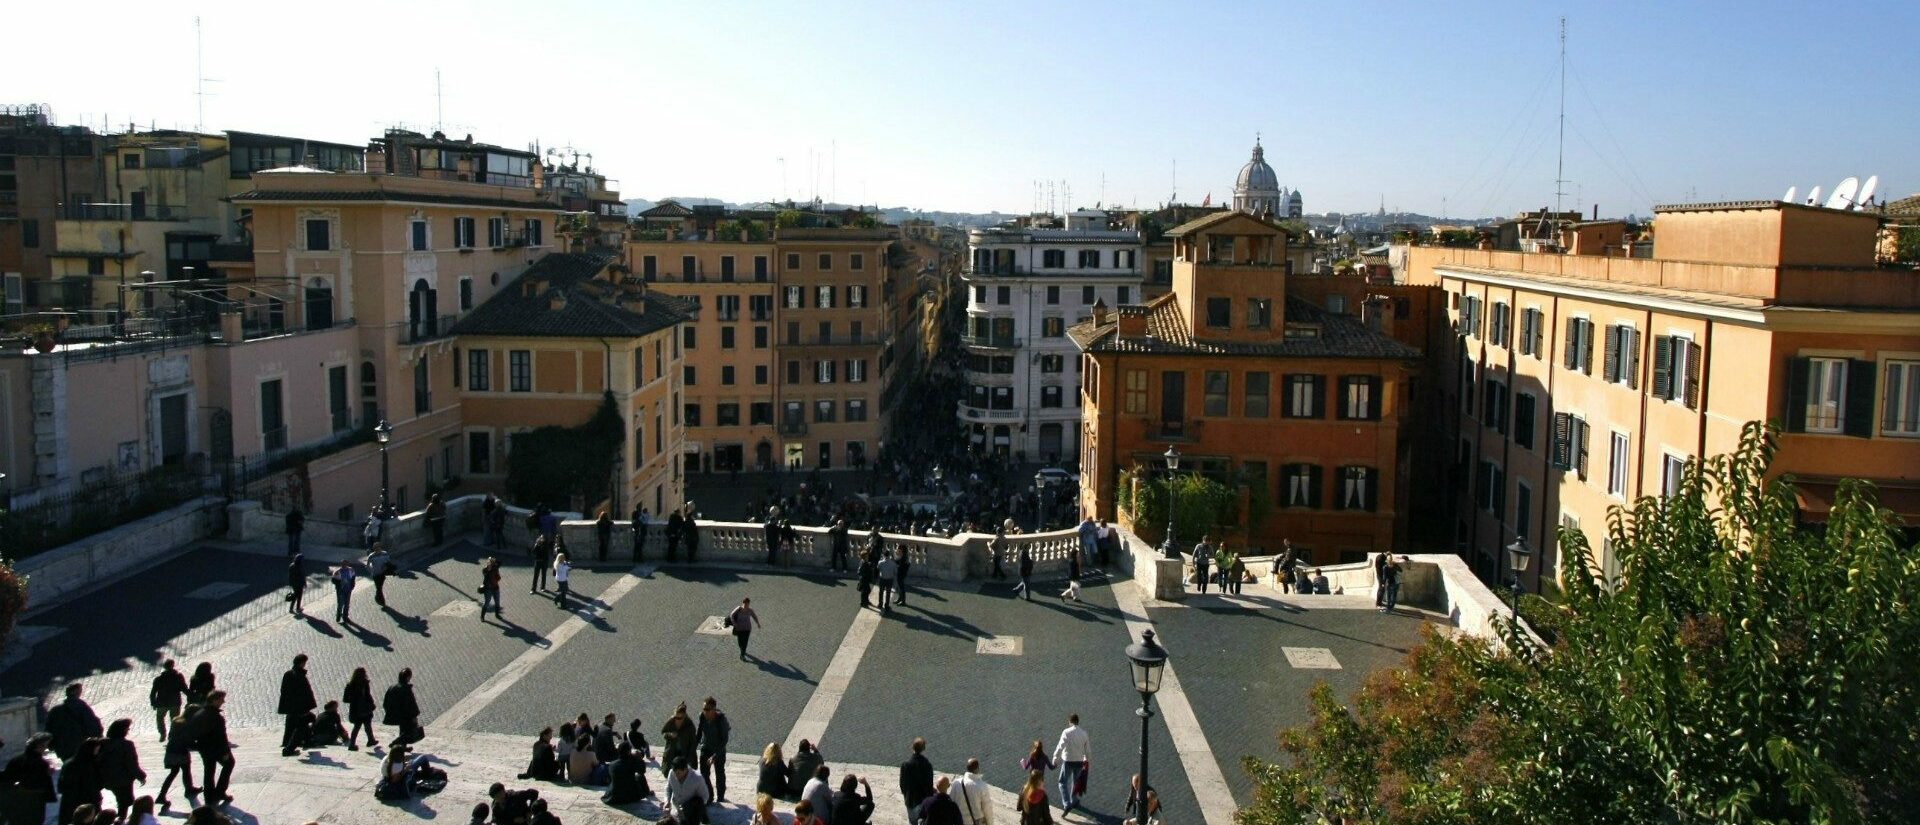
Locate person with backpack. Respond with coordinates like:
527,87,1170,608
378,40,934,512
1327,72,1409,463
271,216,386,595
383,669,422,747
149,660,187,742
726,598,762,660
277,654,317,757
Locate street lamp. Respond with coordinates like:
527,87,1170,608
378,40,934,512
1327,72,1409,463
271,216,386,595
374,419,395,517
1157,446,1181,559
1125,629,1168,825
1033,471,1047,530
1504,539,1533,611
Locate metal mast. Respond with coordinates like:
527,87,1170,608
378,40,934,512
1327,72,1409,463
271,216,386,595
1554,16,1568,214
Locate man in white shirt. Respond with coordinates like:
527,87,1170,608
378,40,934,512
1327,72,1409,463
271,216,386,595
666,758,711,824
1052,713,1091,814
553,552,572,608
953,758,993,825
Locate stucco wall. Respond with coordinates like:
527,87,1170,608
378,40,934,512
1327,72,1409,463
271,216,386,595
17,495,219,615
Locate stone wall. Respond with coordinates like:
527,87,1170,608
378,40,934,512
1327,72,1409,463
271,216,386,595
17,495,219,616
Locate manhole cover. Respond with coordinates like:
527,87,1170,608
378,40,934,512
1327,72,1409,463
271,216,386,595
976,636,1023,656
185,582,248,600
695,616,731,636
433,601,479,617
1282,647,1341,669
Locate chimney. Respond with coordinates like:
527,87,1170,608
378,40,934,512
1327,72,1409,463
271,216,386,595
365,142,387,175
1091,298,1109,326
547,290,567,311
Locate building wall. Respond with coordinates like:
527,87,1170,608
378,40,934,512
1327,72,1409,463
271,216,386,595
772,233,894,470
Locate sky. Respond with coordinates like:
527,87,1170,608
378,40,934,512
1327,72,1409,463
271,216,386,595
7,0,1917,218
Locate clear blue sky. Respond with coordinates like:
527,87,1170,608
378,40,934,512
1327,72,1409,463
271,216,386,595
8,0,1915,217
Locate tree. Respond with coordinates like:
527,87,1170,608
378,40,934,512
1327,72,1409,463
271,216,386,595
1240,422,1920,825
504,392,626,511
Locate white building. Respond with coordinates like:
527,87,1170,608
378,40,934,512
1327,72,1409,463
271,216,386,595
1233,139,1303,219
958,210,1143,464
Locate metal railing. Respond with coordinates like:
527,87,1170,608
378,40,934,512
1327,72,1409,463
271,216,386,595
779,420,808,436
60,203,190,222
262,426,289,453
955,402,1021,421
331,408,354,433
961,335,1022,349
402,313,459,343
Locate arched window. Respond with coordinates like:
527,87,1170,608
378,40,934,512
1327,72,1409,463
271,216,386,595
408,280,438,340
304,277,333,329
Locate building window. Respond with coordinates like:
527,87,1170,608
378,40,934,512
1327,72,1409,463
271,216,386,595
1564,317,1595,374
1608,431,1630,497
1326,294,1347,314
260,379,287,451
454,217,475,248
1042,249,1065,268
468,432,491,474
682,255,697,279
1485,379,1508,434
1285,374,1324,418
1603,324,1641,387
815,285,834,309
786,253,801,270
1489,302,1512,348
1042,317,1065,338
849,359,868,383
751,402,773,425
1477,460,1505,516
755,365,769,385
1652,335,1702,408
524,218,543,247
721,255,736,281
685,404,702,427
1206,297,1231,328
1247,299,1273,330
810,253,828,271
1789,356,1859,434
1082,286,1096,305
787,360,801,384
1039,354,1064,374
721,365,736,386
1243,372,1270,417
1077,250,1099,268
684,365,697,386
754,255,770,281
715,295,740,321
1041,386,1063,408
1283,464,1321,508
816,360,836,384
1203,371,1229,416
846,399,867,421
1046,286,1060,305
1123,370,1148,414
848,285,867,308
1338,375,1379,420
814,399,836,422
849,252,864,271
997,286,1012,305
1519,307,1545,357
305,219,331,251
750,295,772,321
1117,286,1131,304
1514,392,1537,449
1551,412,1591,479
1460,295,1482,338
1885,360,1920,436
510,351,533,391
785,286,804,309
643,256,658,280
413,358,431,414
1337,466,1377,511
409,220,429,251
721,327,736,350
468,349,490,391
1662,454,1686,498
488,218,506,248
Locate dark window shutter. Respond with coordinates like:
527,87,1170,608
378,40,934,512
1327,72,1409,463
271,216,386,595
1603,325,1621,382
1683,341,1702,409
1651,335,1674,399
1491,466,1505,518
1312,376,1326,418
1785,357,1811,432
1845,359,1877,437
1308,465,1322,509
1551,412,1571,468
1624,329,1641,389
1575,419,1591,480
1365,468,1380,511
1564,322,1580,371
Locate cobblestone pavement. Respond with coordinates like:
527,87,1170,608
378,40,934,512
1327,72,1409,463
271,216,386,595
4,534,1440,825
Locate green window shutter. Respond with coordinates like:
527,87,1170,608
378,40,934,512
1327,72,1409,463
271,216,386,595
1624,329,1641,389
1845,359,1877,437
1603,325,1621,383
1651,335,1674,399
1683,341,1702,409
1785,357,1811,432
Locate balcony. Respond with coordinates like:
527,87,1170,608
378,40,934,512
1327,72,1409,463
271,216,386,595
955,401,1022,423
402,313,459,344
779,420,808,436
961,335,1022,350
61,202,190,222
330,408,354,433
1149,419,1205,443
262,426,289,453
793,333,886,348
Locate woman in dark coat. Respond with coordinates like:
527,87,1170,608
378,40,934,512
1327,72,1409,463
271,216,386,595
518,728,559,782
98,719,146,815
755,743,790,800
56,738,104,825
343,667,378,749
599,744,650,805
186,663,215,707
2,734,57,825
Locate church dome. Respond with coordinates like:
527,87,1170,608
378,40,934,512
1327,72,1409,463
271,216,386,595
1235,142,1279,193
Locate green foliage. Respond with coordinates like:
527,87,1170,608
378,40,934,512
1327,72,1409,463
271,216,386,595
1895,226,1920,262
504,392,625,511
1118,465,1244,539
0,558,26,642
1437,228,1482,248
1240,422,1920,825
852,214,879,229
775,209,807,229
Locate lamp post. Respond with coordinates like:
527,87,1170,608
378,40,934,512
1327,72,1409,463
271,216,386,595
1157,446,1181,559
1503,539,1533,611
374,419,395,518
1125,629,1168,825
1033,471,1047,531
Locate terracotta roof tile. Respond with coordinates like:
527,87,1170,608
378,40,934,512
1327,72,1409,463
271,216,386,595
452,252,692,339
1069,294,1421,360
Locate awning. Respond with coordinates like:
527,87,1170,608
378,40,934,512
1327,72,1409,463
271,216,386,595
1794,480,1920,522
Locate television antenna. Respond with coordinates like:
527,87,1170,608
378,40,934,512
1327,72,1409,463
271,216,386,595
1857,175,1879,208
1805,185,1822,207
1782,186,1797,204
1825,176,1860,210
194,17,222,132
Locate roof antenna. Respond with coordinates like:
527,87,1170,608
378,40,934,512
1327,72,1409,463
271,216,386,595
435,68,444,133
1554,16,1569,215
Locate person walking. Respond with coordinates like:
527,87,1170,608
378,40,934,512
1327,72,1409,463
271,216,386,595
46,682,103,761
1191,535,1214,595
285,508,305,556
899,738,934,825
1051,714,1090,815
828,519,851,571
988,528,1008,580
99,719,146,815
426,494,448,546
332,562,357,624
1015,771,1052,825
363,511,383,551
1015,545,1035,600
2,733,57,825
287,553,307,615
876,553,898,611
382,668,422,747
595,510,614,563
954,759,992,825
1222,545,1243,595
665,507,685,562
660,704,697,781
529,535,551,594
186,663,215,708
194,691,234,807
695,698,731,801
368,544,393,607
552,552,573,608
149,660,187,742
56,736,104,825
481,557,504,617
727,598,763,660
277,654,317,757
1274,542,1297,593
343,667,378,750
156,709,201,809
631,504,649,562
893,547,912,606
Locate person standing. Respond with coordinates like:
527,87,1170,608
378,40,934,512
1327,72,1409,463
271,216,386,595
1097,519,1117,567
529,535,551,594
343,667,378,750
917,777,963,825
954,759,992,825
856,553,877,608
1381,556,1403,612
194,691,234,807
727,598,763,660
828,518,851,571
1191,535,1214,595
426,494,448,546
482,495,500,547
595,510,614,562
149,660,187,742
277,654,317,757
45,682,103,761
988,528,1008,580
1076,516,1098,567
552,552,572,608
1051,714,1089,816
56,736,103,825
332,562,357,624
285,508,305,556
1221,545,1242,595
368,544,393,607
695,698,731,801
1015,545,1035,601
186,663,215,708
893,547,912,606
363,511,383,551
1274,542,1297,593
99,719,146,815
1372,552,1389,607
665,507,685,562
876,553,898,612
383,669,422,747
763,514,783,566
683,504,702,563
660,704,697,781
898,738,934,825
287,553,307,615
631,504,649,562
480,557,503,617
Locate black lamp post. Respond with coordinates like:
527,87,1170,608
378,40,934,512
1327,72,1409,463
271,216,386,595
1157,446,1181,559
1033,471,1047,531
374,419,395,517
1503,539,1533,611
1126,629,1168,825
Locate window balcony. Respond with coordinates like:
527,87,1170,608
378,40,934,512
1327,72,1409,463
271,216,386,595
779,420,809,436
955,401,1022,422
961,335,1022,350
402,313,459,343
1150,419,1205,442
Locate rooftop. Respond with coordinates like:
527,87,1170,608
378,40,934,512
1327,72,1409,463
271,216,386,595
452,252,693,338
1070,293,1423,360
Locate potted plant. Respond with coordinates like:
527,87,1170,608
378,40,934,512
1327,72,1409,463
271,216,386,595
25,323,56,354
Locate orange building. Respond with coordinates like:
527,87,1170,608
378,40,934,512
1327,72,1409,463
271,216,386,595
1073,210,1423,563
771,227,905,471
1407,200,1920,590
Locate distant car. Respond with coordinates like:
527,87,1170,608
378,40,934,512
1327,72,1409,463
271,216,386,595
1036,468,1077,486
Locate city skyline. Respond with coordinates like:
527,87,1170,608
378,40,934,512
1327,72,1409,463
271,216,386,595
6,0,1917,217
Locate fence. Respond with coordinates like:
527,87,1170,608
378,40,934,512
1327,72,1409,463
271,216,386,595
1,468,213,560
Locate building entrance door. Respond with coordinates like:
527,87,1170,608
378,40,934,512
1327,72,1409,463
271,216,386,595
159,394,189,466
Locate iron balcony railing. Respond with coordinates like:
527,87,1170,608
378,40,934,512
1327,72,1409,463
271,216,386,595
403,313,459,343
